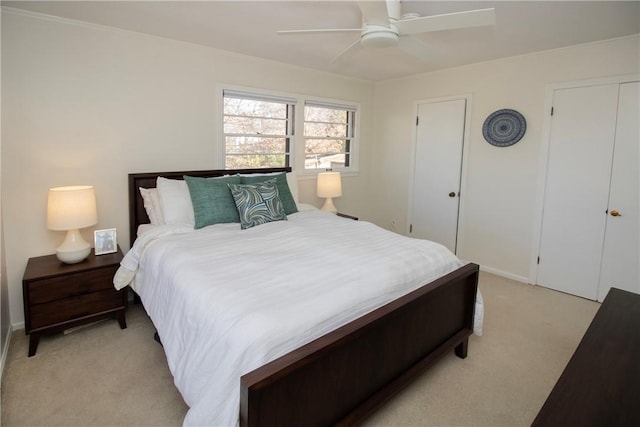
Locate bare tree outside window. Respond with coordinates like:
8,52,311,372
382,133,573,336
222,90,358,172
223,94,293,168
304,104,355,170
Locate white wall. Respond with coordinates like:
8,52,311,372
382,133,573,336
1,219,9,378
1,9,374,327
370,35,640,282
0,8,10,375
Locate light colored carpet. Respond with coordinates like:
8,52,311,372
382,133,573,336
1,272,599,426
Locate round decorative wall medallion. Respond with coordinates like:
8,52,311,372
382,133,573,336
482,109,526,147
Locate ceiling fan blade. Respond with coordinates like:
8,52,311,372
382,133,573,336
357,1,391,27
277,28,362,35
330,39,362,64
386,0,401,20
394,8,496,35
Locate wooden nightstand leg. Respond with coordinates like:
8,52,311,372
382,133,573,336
28,333,40,357
117,311,127,329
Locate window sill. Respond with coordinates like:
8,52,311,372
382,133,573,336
296,169,359,180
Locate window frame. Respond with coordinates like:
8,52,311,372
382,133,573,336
218,85,360,176
303,100,357,172
221,89,296,170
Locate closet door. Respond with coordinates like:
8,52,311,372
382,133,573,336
409,98,466,253
537,84,619,300
598,82,640,300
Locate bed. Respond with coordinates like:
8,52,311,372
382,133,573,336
117,167,480,427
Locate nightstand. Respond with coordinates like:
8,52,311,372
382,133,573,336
337,212,358,220
22,247,126,357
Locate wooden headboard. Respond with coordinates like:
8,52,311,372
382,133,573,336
128,167,291,245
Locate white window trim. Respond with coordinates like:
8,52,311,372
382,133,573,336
303,100,357,173
217,84,360,177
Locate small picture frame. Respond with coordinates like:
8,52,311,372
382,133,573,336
94,228,117,255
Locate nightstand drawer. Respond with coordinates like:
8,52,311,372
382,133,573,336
30,289,124,330
28,267,117,305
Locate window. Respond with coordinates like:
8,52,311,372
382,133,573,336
222,90,295,169
221,88,359,173
304,101,356,171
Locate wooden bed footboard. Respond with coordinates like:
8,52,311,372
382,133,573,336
240,262,479,427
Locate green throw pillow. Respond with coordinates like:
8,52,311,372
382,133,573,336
241,173,298,215
228,179,287,230
184,175,241,229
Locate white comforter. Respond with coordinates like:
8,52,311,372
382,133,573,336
115,210,478,427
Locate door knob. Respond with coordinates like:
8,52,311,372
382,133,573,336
610,210,621,217
448,192,456,198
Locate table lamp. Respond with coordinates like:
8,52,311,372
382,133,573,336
47,186,98,264
317,171,342,213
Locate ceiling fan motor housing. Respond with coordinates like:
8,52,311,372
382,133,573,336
361,24,399,48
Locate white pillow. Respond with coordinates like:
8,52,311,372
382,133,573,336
137,223,156,237
139,187,165,225
156,177,195,226
286,172,299,204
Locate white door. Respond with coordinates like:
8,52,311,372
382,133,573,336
409,98,466,253
598,82,640,300
538,82,640,301
537,84,619,300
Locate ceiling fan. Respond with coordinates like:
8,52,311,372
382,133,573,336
277,0,496,62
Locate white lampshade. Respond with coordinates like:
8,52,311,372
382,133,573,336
47,186,98,264
317,172,342,213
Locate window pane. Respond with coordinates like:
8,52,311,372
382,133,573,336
305,139,347,155
304,106,347,124
223,92,293,169
304,122,348,138
226,154,286,169
224,98,287,119
304,103,355,170
225,137,288,155
224,116,288,135
305,153,346,170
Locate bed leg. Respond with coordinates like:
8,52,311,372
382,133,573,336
455,337,468,359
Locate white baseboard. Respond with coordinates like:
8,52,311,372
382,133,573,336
478,265,530,285
1,324,12,383
12,321,24,331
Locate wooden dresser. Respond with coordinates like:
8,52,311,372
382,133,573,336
22,247,126,356
532,288,640,426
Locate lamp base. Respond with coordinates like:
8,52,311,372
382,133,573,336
321,197,337,214
56,229,91,264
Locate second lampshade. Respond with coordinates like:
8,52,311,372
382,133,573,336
317,171,342,213
47,185,98,264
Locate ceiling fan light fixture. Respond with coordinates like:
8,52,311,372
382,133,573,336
360,25,399,48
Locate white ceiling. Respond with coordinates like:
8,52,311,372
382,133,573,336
4,1,639,81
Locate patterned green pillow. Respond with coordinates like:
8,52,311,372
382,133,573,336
184,175,241,229
228,179,287,229
241,173,298,215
